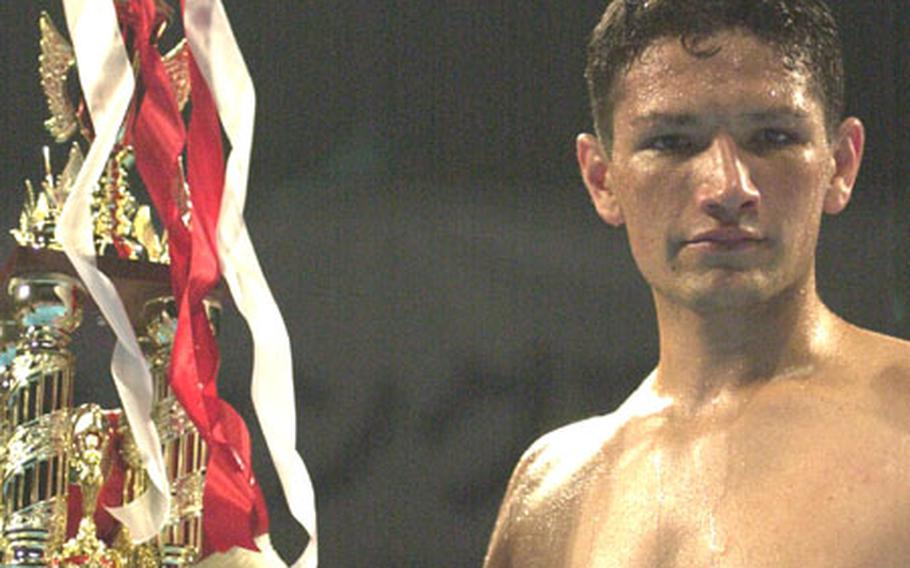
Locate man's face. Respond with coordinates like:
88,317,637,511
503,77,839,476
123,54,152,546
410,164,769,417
580,30,861,311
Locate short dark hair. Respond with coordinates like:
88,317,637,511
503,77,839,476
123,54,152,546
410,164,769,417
585,0,845,149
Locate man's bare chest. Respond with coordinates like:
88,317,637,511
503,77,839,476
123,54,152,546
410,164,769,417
562,408,910,567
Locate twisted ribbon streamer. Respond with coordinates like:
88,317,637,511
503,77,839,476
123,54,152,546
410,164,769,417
57,0,170,542
55,1,316,562
183,0,318,565
120,0,271,555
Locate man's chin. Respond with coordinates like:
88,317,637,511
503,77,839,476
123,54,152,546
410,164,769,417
665,271,780,312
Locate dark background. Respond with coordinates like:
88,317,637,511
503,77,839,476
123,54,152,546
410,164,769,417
1,2,909,567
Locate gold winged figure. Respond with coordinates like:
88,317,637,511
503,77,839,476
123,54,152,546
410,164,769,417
39,12,77,143
38,11,191,145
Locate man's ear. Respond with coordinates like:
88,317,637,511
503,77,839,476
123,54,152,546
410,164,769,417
823,117,865,215
577,133,624,226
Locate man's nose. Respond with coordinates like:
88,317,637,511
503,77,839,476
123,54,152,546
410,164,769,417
693,134,759,222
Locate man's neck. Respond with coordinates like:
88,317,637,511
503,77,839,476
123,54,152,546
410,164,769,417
651,276,844,413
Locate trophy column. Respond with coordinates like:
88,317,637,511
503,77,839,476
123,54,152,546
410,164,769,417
0,318,20,564
2,274,82,566
134,297,210,567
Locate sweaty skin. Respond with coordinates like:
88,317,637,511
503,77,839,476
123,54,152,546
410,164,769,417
485,32,910,567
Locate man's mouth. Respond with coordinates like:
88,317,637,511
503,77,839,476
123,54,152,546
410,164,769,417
684,227,764,250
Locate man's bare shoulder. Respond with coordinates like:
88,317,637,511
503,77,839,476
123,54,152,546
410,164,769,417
505,380,669,512
506,414,619,503
484,380,666,568
483,413,622,568
851,324,910,364
843,326,910,429
817,325,910,397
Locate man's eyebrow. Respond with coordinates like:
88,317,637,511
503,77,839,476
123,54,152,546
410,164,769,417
630,107,811,128
630,113,698,128
741,107,811,122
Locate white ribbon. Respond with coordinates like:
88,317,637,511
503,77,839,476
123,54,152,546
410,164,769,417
184,2,318,567
58,0,170,542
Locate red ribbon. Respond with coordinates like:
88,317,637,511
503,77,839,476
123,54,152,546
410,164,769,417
122,0,268,555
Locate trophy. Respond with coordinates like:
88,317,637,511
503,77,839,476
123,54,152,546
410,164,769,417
0,3,304,566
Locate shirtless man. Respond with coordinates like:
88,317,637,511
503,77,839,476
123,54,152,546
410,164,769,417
484,1,910,566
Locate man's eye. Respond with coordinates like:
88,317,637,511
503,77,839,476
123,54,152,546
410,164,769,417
645,134,695,152
753,129,796,147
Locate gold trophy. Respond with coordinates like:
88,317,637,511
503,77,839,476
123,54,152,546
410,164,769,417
0,5,273,567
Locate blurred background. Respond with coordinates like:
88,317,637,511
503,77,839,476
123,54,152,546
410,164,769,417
1,1,908,566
